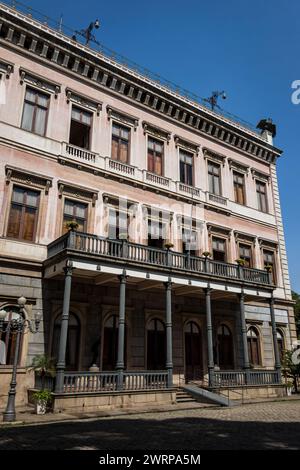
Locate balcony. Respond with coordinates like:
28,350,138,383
47,231,272,287
143,171,171,188
206,192,228,206
105,157,136,177
63,142,97,163
176,182,201,199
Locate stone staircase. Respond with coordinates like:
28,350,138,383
176,388,198,404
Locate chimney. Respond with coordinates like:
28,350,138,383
256,118,276,145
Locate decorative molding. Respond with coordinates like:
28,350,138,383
234,231,256,243
19,68,61,97
142,121,171,143
5,165,52,193
207,223,232,237
251,168,270,183
66,88,102,114
174,135,200,155
0,60,14,79
106,106,139,130
228,158,249,174
57,180,98,205
203,148,226,166
258,237,278,252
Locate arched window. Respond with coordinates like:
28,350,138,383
147,318,166,370
276,329,285,361
247,326,261,366
0,306,23,366
102,315,127,371
52,312,80,370
217,324,234,369
184,321,203,381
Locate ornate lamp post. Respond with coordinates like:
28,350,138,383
0,297,42,422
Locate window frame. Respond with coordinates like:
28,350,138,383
21,86,50,136
208,161,222,196
238,243,253,268
247,326,262,367
256,179,268,213
263,249,277,284
62,198,88,234
69,105,93,150
147,136,164,176
6,185,40,243
111,122,131,164
211,236,227,262
179,149,194,186
233,171,246,205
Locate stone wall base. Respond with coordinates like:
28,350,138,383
28,389,177,413
0,369,34,410
212,385,286,401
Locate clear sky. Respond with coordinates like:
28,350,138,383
6,0,300,291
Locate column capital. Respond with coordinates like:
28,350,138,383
63,261,73,276
118,271,127,284
164,280,173,290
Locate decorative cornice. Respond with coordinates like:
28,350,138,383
174,135,200,155
19,68,61,97
0,4,282,164
142,121,171,143
66,88,102,114
251,168,270,182
0,59,14,78
258,237,278,251
228,158,249,174
234,231,256,243
5,165,52,193
57,180,98,205
106,106,139,130
207,223,232,236
203,148,226,166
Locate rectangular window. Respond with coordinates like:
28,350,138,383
111,123,130,163
7,186,40,242
256,181,268,212
148,137,163,176
180,150,193,186
69,106,92,149
147,218,166,249
108,208,128,239
63,199,88,234
212,237,226,262
182,227,197,256
21,87,49,136
233,171,246,205
263,249,276,283
208,162,221,195
239,244,252,267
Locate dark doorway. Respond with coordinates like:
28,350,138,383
184,321,203,381
147,318,166,370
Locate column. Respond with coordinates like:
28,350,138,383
205,288,214,386
55,263,73,393
164,280,173,388
116,271,127,389
269,295,281,370
239,291,250,370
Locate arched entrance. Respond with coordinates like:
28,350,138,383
217,324,234,369
52,312,80,371
147,318,166,370
184,321,203,382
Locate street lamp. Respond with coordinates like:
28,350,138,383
0,297,42,422
72,19,100,46
204,90,227,111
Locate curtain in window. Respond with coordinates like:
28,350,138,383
21,102,35,131
34,106,47,135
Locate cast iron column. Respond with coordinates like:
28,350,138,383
164,280,173,388
116,271,127,389
269,295,281,371
55,262,73,393
239,291,250,370
205,288,214,386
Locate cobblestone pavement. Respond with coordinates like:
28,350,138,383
0,401,299,450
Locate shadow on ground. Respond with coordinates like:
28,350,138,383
0,415,299,450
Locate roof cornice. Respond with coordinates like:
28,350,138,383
0,3,282,164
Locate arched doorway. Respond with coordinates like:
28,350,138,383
147,318,166,370
184,321,203,382
276,329,285,361
52,312,80,371
0,306,24,365
102,314,127,370
217,324,234,369
247,326,261,367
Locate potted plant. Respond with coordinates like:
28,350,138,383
164,242,174,250
202,251,211,258
32,390,52,415
265,264,273,273
285,381,294,397
236,258,245,266
28,354,56,392
65,219,79,231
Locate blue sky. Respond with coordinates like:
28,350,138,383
8,0,300,291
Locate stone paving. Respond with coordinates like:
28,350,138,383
0,400,299,450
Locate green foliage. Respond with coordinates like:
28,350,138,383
292,291,300,338
28,354,56,377
32,389,52,405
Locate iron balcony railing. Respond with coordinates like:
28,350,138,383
47,231,273,286
210,369,281,388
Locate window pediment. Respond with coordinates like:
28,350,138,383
66,89,102,114
142,121,171,143
228,158,249,174
58,181,98,205
107,106,139,130
174,135,200,155
0,60,14,79
251,168,270,182
207,223,232,237
203,148,226,166
19,68,61,97
5,165,52,194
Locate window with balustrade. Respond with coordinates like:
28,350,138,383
111,123,130,163
148,137,164,176
21,87,49,136
263,249,276,284
69,106,92,149
108,208,129,240
208,161,221,195
179,149,193,186
62,199,88,234
7,186,40,242
239,243,252,268
212,237,227,262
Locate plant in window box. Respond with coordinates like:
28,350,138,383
202,251,211,258
265,264,273,273
235,258,246,266
32,389,53,415
65,219,79,231
118,233,128,241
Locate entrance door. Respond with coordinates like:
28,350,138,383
184,321,203,382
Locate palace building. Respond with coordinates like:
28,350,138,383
0,2,297,411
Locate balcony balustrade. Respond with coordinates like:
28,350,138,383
207,192,228,206
47,231,272,286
